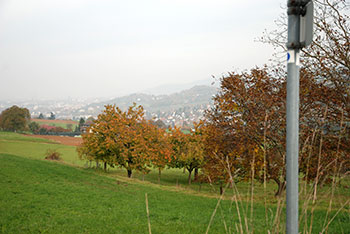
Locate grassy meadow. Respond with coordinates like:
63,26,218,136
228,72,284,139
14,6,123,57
0,132,82,166
31,119,78,130
0,131,349,233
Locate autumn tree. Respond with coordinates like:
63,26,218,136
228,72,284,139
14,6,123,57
199,122,233,192
262,0,350,183
297,68,350,184
189,122,207,182
0,105,31,132
181,127,205,185
194,0,350,195
168,126,205,185
78,104,172,178
204,67,287,195
145,125,173,182
300,0,350,180
168,126,187,169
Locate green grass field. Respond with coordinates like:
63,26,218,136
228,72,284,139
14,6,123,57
0,131,349,233
31,119,78,130
0,132,82,166
1,153,272,233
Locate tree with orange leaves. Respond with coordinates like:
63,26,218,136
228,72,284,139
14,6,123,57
78,103,172,178
168,126,205,185
145,124,173,182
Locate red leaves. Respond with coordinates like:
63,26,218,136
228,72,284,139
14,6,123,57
203,67,287,188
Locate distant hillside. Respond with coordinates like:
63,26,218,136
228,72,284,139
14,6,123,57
80,85,217,127
99,85,216,112
0,85,218,127
142,78,218,95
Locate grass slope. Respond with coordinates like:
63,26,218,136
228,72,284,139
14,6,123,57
0,132,82,166
0,153,250,233
0,132,349,233
0,132,57,144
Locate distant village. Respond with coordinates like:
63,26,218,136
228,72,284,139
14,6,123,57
27,103,211,129
0,85,216,128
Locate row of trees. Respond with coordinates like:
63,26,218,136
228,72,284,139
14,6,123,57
77,104,205,184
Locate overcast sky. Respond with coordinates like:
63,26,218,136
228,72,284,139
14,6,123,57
0,0,285,100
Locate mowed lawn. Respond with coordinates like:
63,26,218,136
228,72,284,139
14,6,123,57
0,132,349,233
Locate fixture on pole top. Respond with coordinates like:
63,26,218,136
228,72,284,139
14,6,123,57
286,0,314,50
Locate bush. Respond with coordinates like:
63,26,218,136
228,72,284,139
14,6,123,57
44,149,61,161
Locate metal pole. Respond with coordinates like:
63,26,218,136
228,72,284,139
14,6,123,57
286,1,302,233
286,48,300,234
286,1,312,233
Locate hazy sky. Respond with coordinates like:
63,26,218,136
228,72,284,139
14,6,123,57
0,0,285,100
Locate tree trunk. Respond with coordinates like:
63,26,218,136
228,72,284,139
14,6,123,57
158,168,161,184
96,161,99,168
104,162,107,171
188,168,193,185
127,169,132,178
274,179,286,197
220,182,223,195
194,168,199,181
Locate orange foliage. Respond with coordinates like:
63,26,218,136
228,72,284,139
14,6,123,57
168,125,205,184
77,104,172,177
